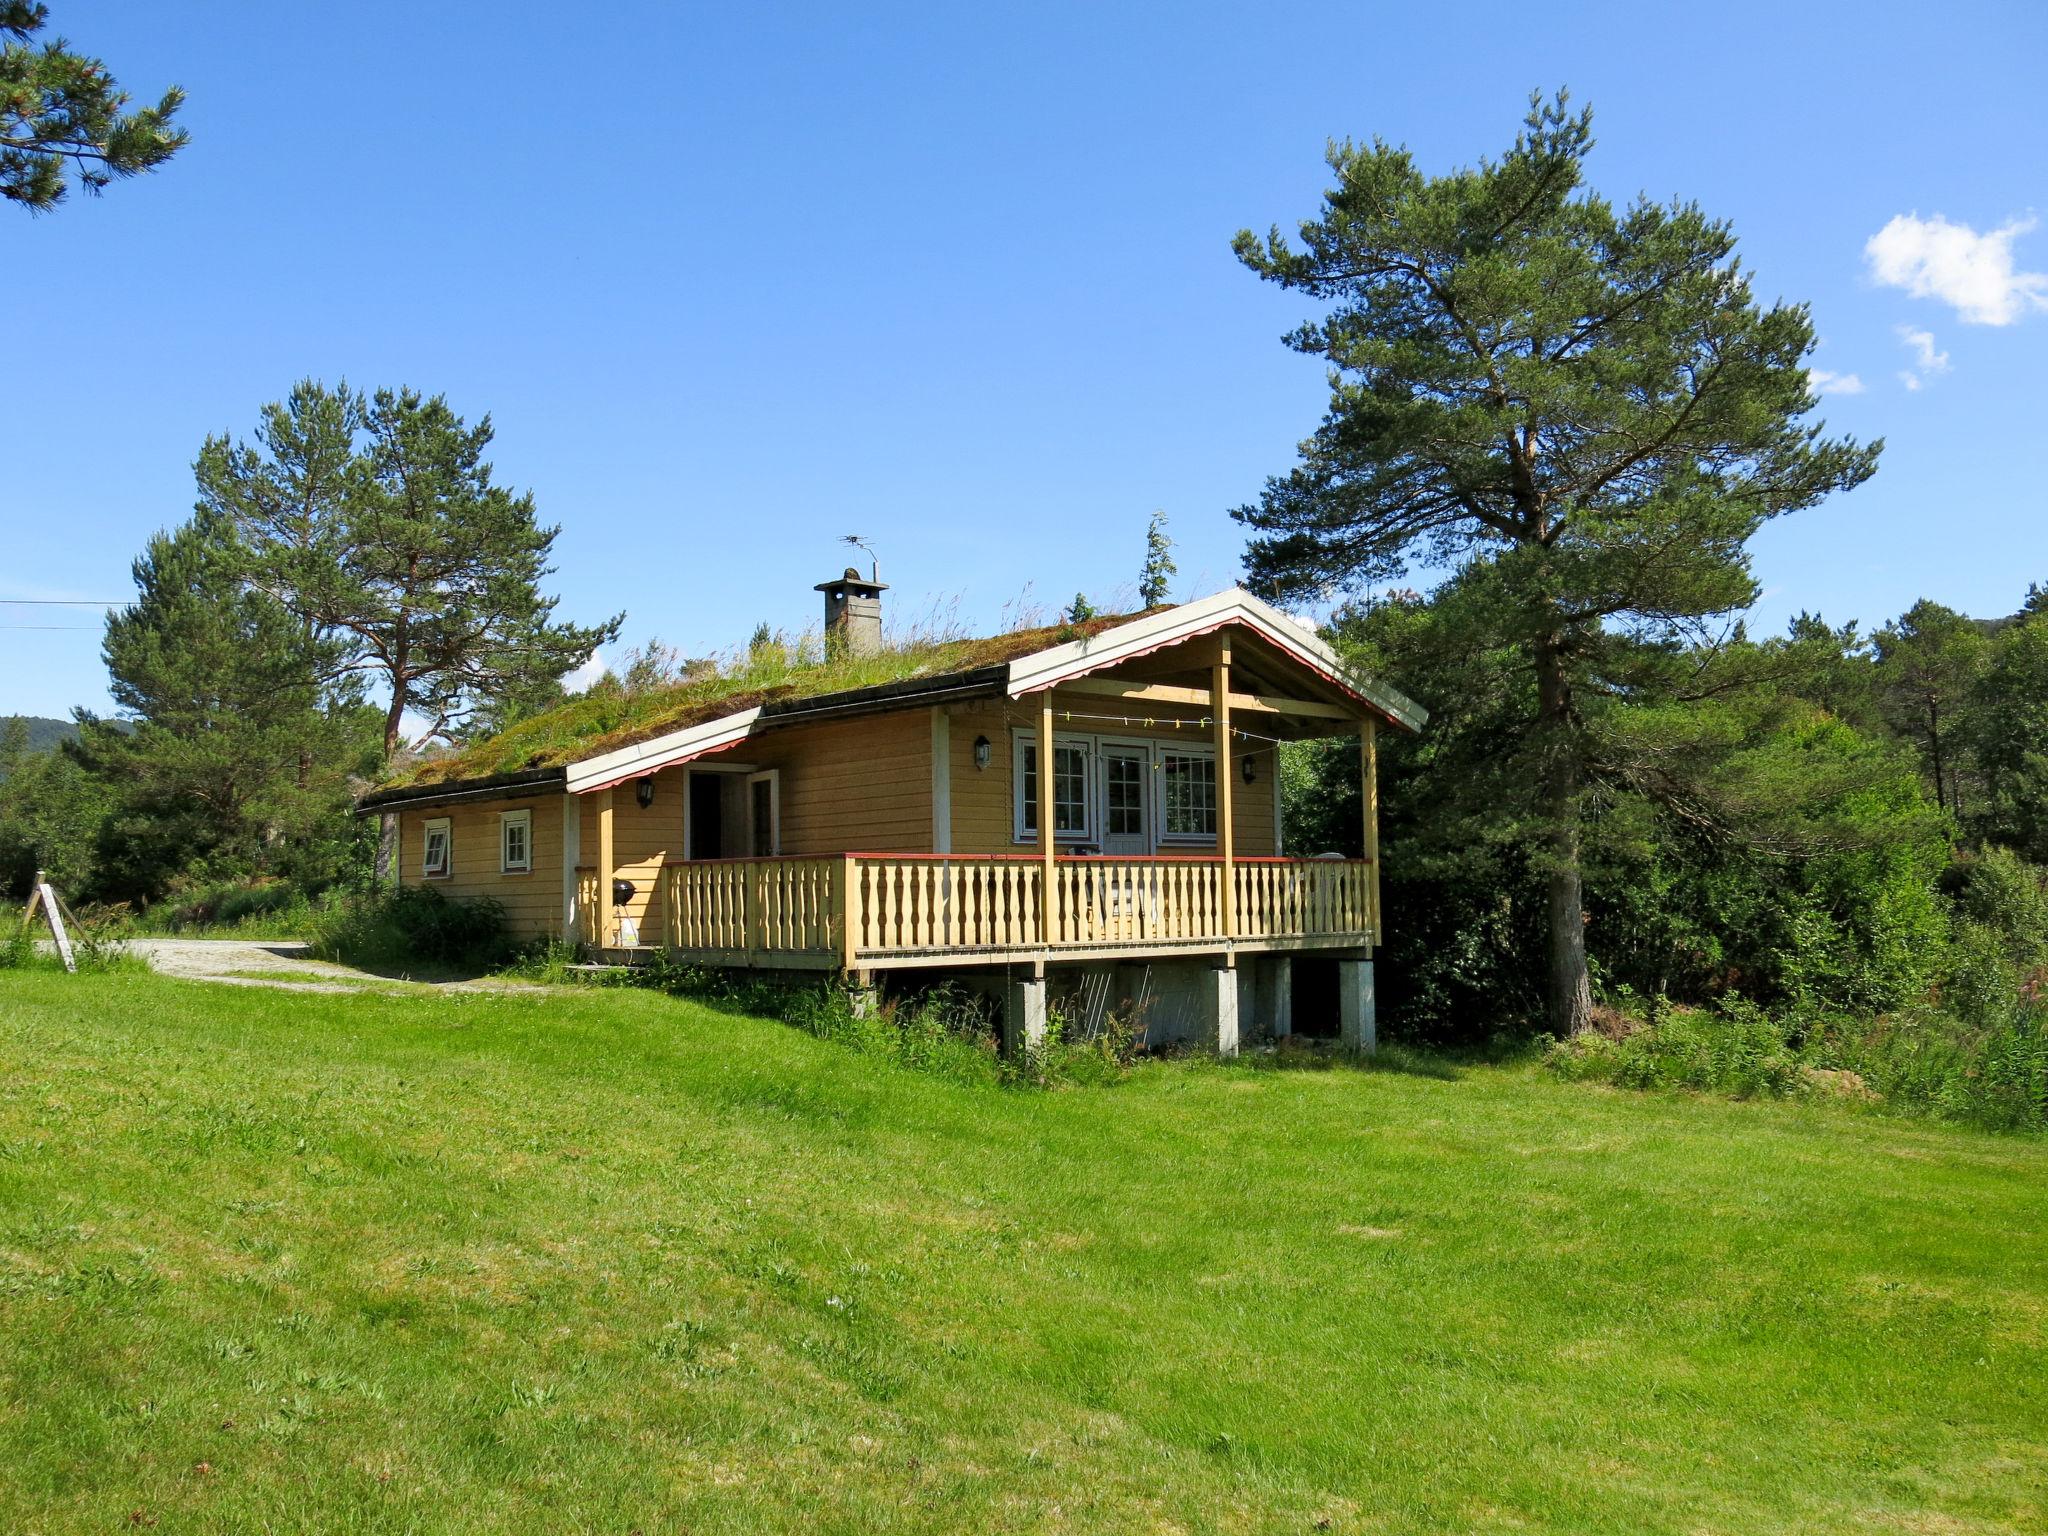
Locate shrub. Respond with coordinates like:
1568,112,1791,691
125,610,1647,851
309,885,510,970
1546,993,2048,1134
1545,997,1805,1099
1944,846,2048,970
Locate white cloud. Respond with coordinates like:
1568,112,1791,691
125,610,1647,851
1807,367,1865,396
1865,212,2048,325
1897,325,1951,374
562,649,607,692
1894,325,1952,391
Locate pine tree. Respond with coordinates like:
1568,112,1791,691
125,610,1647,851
1138,511,1175,607
1872,600,1990,818
1970,612,2048,863
1066,592,1097,624
1231,91,1879,1034
200,381,624,759
70,509,371,898
2,2,186,212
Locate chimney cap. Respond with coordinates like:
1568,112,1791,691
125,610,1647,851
816,568,888,596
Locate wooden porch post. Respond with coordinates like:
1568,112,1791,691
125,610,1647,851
597,784,616,948
1213,635,1235,940
1361,717,1381,946
1038,693,1056,945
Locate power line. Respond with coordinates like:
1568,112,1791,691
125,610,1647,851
0,598,120,606
0,625,102,631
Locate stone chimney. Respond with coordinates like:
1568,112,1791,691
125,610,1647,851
816,566,888,656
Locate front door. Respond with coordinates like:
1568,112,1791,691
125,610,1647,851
1099,745,1151,855
687,771,724,860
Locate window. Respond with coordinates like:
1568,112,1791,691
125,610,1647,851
1014,733,1090,842
499,809,531,874
421,817,452,880
1160,751,1217,841
1104,751,1145,838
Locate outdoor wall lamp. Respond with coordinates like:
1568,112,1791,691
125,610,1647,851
1241,755,1257,785
636,777,656,809
973,734,992,771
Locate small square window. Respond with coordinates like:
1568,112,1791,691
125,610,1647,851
500,809,531,874
421,817,452,880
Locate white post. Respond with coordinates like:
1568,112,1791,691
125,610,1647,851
1265,955,1293,1039
1339,958,1377,1054
1005,974,1047,1059
561,793,582,942
1204,962,1240,1059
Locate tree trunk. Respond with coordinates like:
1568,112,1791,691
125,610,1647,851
374,812,398,887
382,689,406,759
1926,696,1947,816
1534,634,1594,1036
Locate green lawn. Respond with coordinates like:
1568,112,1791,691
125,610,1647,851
1,970,2042,1534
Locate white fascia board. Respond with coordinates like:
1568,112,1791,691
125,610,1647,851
565,706,764,794
1004,586,1428,732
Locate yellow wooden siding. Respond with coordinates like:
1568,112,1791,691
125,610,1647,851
740,710,933,853
944,699,1278,857
396,794,564,939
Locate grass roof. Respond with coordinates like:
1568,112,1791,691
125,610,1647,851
386,609,1153,790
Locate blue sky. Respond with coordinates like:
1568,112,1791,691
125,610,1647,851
7,0,2046,719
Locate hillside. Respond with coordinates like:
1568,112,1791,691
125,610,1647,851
0,715,76,754
0,969,2042,1534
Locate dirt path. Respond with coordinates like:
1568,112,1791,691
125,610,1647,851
115,939,520,995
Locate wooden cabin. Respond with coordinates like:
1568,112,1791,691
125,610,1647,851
357,577,1426,1054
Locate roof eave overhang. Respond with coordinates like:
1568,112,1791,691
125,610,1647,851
1002,587,1428,733
354,766,567,815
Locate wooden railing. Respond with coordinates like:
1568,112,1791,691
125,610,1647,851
635,853,1375,964
664,857,839,954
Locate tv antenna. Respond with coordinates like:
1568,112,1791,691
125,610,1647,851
842,534,879,584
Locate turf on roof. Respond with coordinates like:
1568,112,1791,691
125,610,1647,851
386,611,1151,790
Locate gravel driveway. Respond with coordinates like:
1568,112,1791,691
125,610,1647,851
109,939,515,994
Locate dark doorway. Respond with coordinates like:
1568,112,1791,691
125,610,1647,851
1290,957,1340,1039
688,772,724,859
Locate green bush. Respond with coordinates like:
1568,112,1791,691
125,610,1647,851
1546,994,2048,1134
1944,846,2048,970
1545,998,1805,1099
309,885,510,970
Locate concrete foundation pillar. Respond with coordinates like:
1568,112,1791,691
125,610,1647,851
1264,956,1293,1040
1203,963,1240,1058
1339,957,1377,1054
1004,975,1047,1059
846,976,880,1020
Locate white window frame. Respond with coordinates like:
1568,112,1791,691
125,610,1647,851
1009,731,1221,849
1011,730,1096,845
745,770,781,857
1095,735,1156,847
421,816,452,880
499,808,532,875
1157,746,1219,845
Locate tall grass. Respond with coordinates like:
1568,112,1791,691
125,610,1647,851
612,958,1140,1089
394,597,1133,787
1546,993,2048,1133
